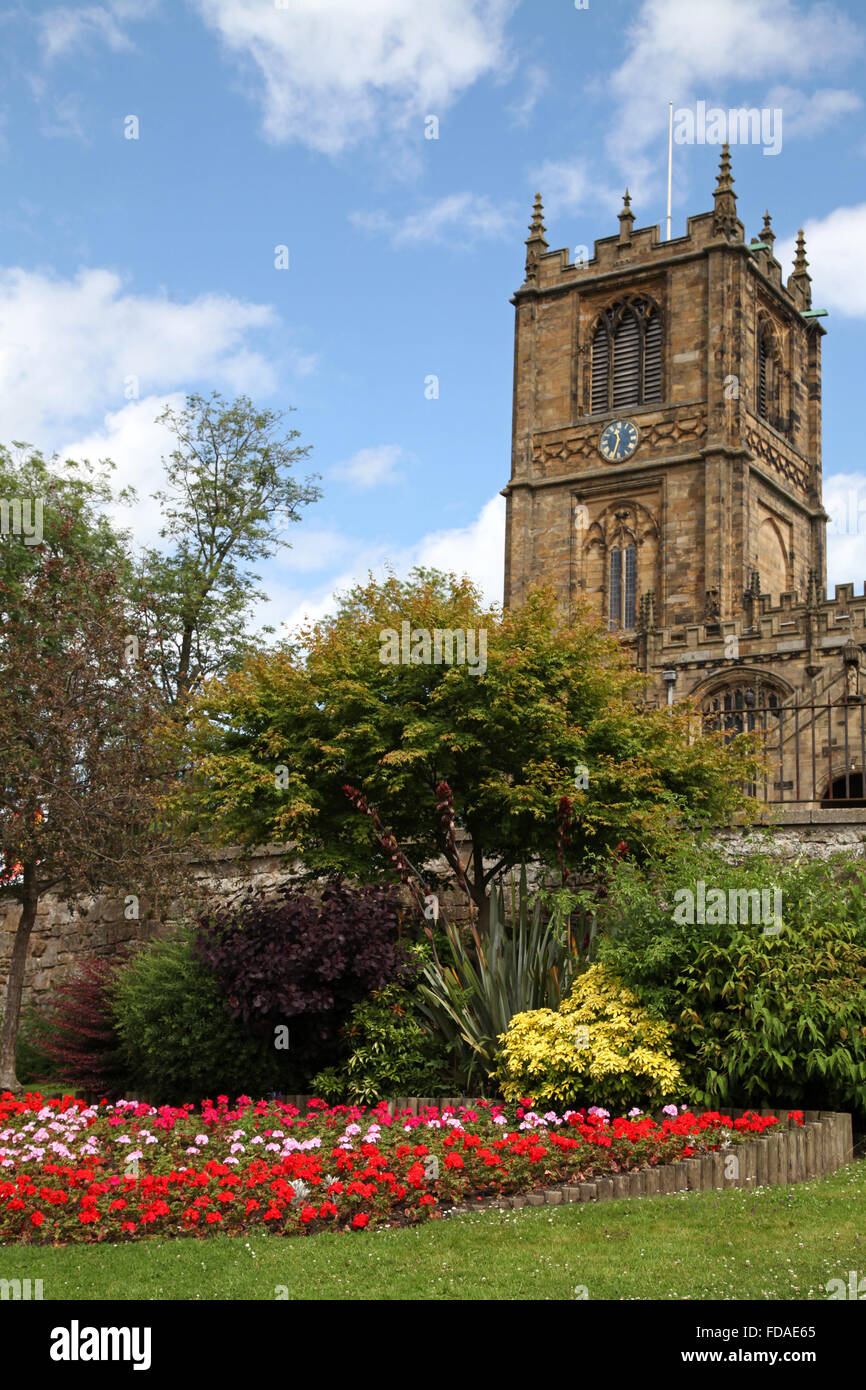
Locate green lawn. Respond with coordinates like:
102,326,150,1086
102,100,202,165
2,1158,865,1301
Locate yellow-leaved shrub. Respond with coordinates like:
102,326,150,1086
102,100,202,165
497,964,684,1110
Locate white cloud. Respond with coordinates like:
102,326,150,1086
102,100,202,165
508,62,548,126
414,493,504,604
765,85,862,138
190,0,515,154
39,6,133,62
776,204,866,317
350,192,512,247
26,79,89,141
607,0,862,167
0,265,282,448
57,395,184,551
37,1,158,62
273,527,356,574
262,493,505,637
332,444,408,489
530,159,594,220
823,472,866,593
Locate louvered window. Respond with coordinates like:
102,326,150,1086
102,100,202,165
591,325,611,413
758,323,780,428
590,298,662,413
758,330,768,418
612,311,640,408
643,311,662,403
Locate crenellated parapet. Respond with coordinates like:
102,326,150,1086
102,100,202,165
636,582,866,709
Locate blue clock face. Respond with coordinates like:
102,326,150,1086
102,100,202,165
599,419,639,462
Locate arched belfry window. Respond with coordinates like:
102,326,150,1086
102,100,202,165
591,297,662,414
608,542,637,630
701,683,784,739
758,320,781,430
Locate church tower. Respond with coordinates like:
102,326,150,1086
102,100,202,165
503,147,836,709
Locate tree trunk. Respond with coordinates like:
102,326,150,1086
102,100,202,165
469,832,490,935
469,878,492,934
475,890,490,936
175,622,194,708
0,862,38,1092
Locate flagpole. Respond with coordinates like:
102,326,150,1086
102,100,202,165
666,100,673,240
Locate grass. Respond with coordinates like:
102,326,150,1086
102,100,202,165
2,1158,865,1301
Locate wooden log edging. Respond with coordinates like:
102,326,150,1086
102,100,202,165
444,1109,855,1217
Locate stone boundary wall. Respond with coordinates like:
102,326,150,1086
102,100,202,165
714,807,866,862
3,809,866,1005
0,842,478,1007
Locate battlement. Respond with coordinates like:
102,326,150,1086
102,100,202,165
648,583,866,658
518,145,816,320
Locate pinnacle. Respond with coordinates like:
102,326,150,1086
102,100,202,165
527,192,546,241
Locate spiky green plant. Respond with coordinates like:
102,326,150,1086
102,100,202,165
415,869,594,1088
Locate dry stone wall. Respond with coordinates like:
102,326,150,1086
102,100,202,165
2,810,865,1006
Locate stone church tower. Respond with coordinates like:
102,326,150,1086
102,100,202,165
503,147,866,770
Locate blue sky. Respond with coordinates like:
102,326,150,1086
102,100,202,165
1,0,865,636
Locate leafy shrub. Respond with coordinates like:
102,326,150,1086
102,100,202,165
34,956,129,1098
193,881,417,1070
11,1002,56,1087
415,873,586,1089
309,965,454,1104
598,846,866,1113
497,963,683,1109
113,928,286,1105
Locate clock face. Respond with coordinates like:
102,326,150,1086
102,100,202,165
599,419,639,462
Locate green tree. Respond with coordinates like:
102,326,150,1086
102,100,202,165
186,569,759,930
0,445,133,590
132,393,321,710
0,517,188,1091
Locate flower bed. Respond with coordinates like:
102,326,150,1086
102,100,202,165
0,1091,802,1245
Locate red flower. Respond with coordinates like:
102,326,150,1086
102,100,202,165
352,1213,370,1229
205,1212,222,1224
30,1211,44,1226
